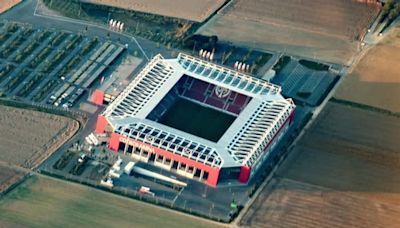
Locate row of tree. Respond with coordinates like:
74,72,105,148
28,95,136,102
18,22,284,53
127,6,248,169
381,0,400,22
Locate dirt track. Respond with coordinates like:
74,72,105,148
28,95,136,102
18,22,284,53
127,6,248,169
336,26,400,112
241,102,400,227
0,105,79,168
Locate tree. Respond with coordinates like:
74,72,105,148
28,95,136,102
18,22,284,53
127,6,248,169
389,3,400,20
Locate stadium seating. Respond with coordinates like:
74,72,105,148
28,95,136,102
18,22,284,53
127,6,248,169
153,75,252,117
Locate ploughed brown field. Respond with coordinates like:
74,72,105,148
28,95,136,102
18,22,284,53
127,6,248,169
335,26,400,112
241,102,400,228
198,0,380,64
0,105,79,169
0,0,21,14
81,0,225,22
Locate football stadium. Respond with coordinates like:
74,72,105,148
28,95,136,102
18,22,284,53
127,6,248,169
95,53,295,187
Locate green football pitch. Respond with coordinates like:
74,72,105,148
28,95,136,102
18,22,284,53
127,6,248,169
159,98,236,142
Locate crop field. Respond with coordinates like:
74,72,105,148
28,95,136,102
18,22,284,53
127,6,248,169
0,105,79,169
82,0,225,22
0,0,21,14
0,175,219,228
240,102,400,227
335,26,400,112
242,178,400,228
198,0,380,64
0,163,25,194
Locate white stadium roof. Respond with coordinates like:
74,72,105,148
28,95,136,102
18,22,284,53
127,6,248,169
104,53,295,168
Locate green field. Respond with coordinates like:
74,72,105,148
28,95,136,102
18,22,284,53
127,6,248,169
0,176,218,228
159,98,236,142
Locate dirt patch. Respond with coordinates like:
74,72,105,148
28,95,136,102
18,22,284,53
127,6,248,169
0,0,21,14
82,0,225,22
336,26,400,112
198,0,380,64
0,105,79,169
241,102,400,227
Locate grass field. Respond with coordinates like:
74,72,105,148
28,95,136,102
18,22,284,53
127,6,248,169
0,175,218,228
0,105,79,168
335,26,400,112
198,0,380,65
82,0,225,22
159,98,236,142
240,102,400,227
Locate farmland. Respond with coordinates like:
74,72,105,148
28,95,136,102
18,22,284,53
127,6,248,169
0,105,79,169
198,0,380,65
0,163,25,194
0,0,21,14
241,178,400,228
240,102,400,227
335,25,400,112
82,0,225,22
0,175,220,228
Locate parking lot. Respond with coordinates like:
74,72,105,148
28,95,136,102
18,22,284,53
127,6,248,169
0,21,126,109
271,57,340,106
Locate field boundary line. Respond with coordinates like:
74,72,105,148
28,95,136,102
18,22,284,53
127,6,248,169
330,98,400,118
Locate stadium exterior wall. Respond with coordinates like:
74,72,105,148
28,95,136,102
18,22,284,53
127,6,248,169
239,166,251,183
108,132,221,187
95,115,107,134
244,109,295,181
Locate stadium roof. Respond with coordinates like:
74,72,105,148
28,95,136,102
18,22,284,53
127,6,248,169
104,53,295,168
